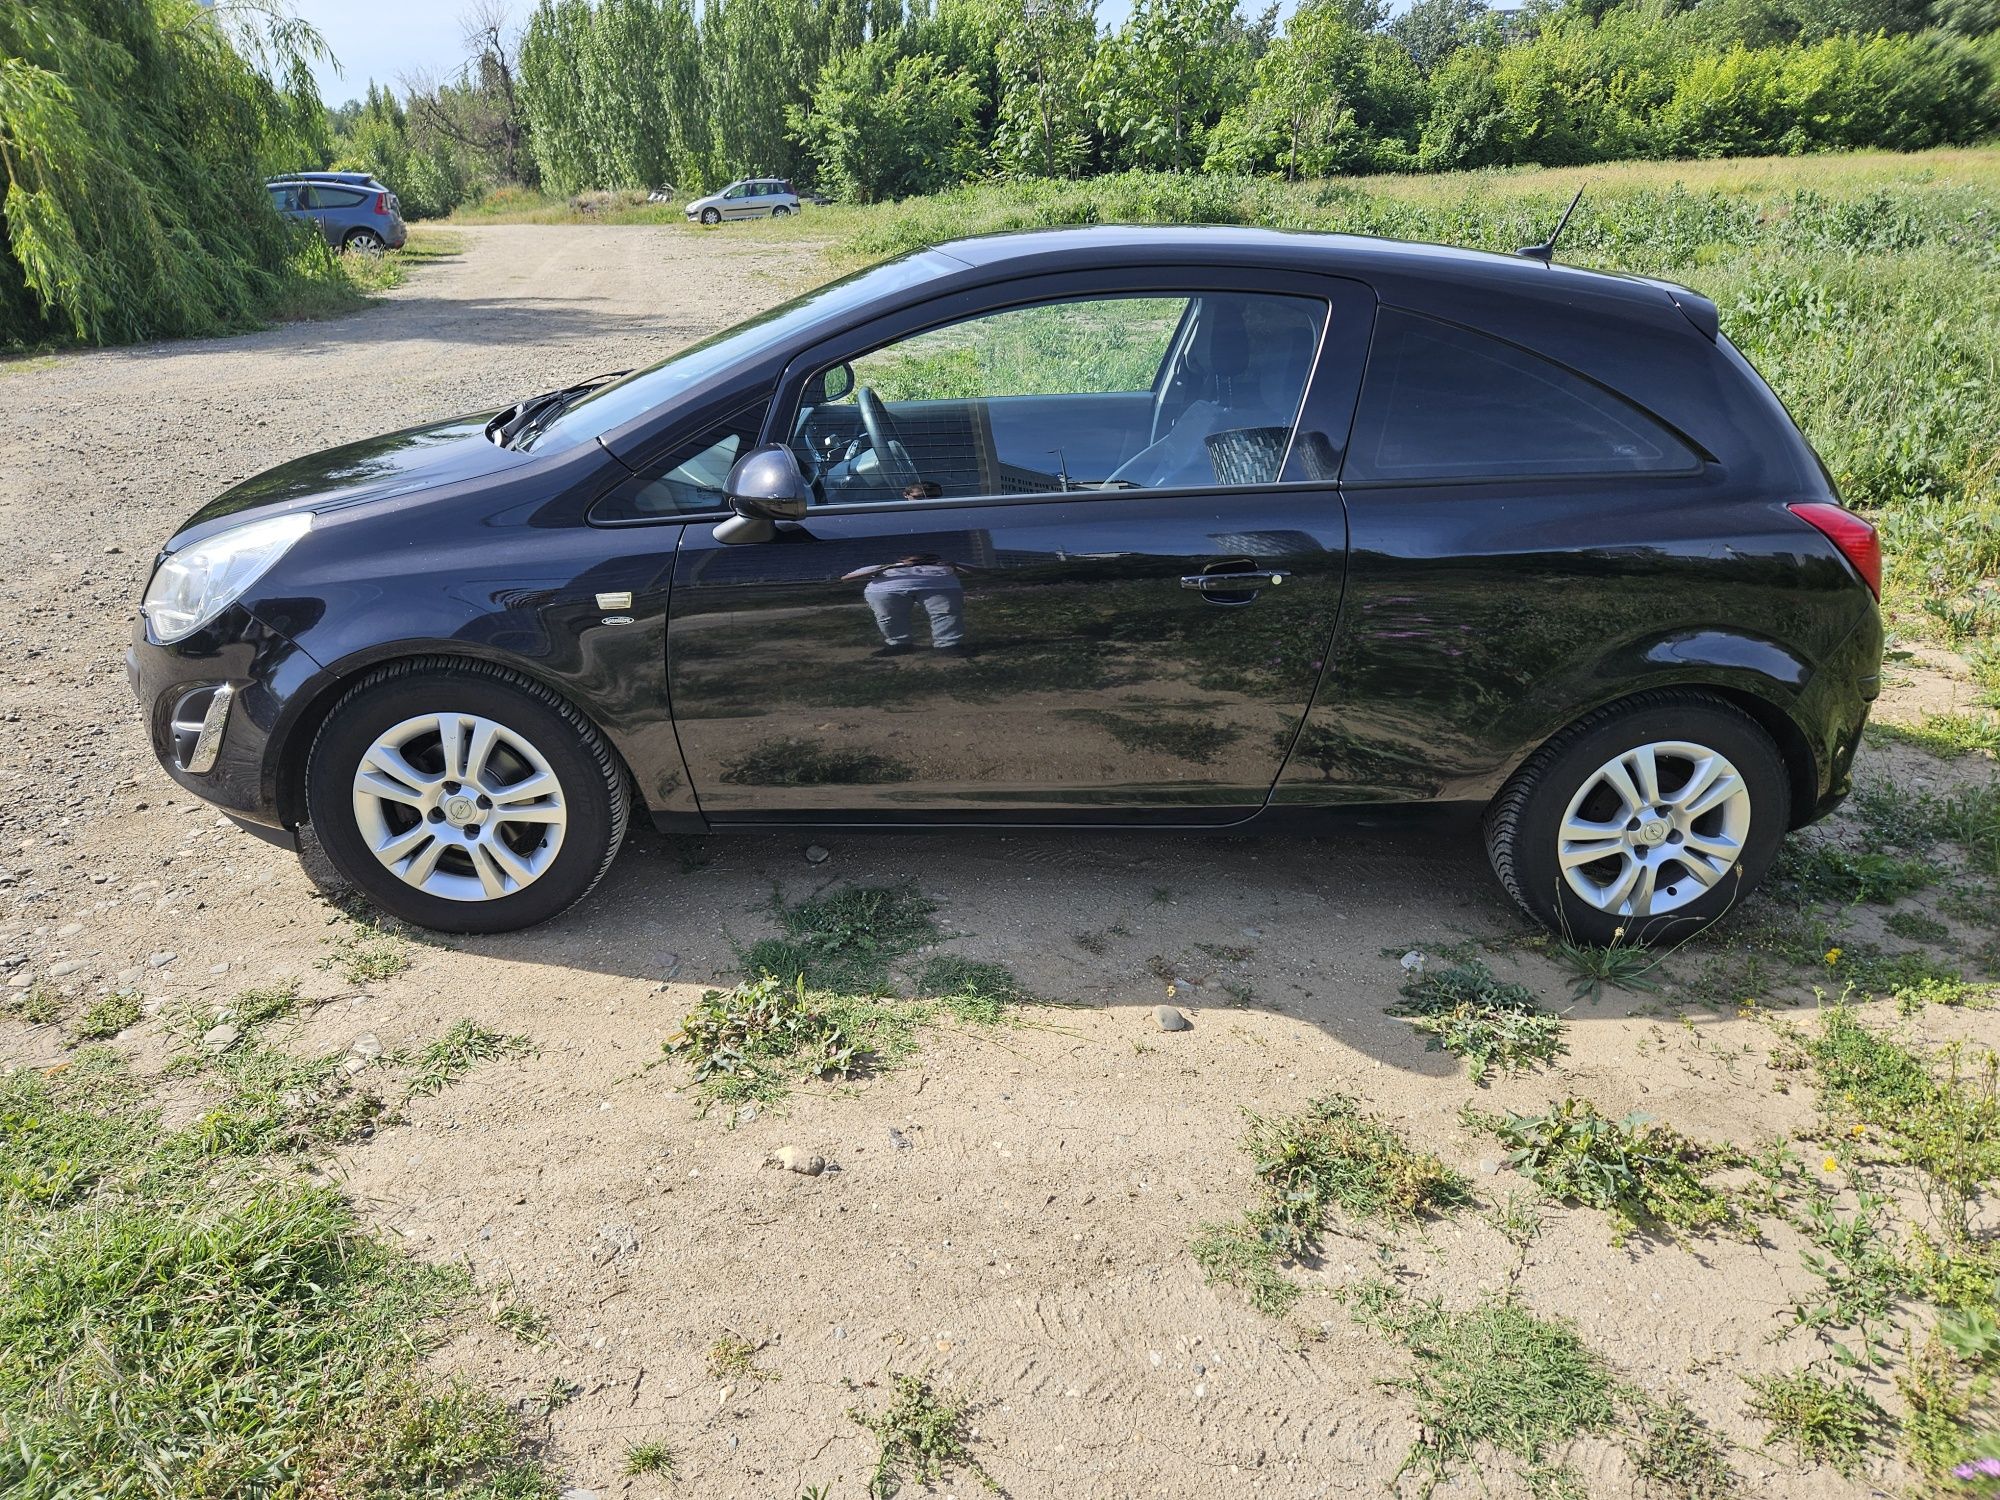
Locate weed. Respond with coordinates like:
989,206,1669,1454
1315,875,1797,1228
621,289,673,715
490,1293,551,1344
528,1375,578,1414
1550,936,1663,1002
707,1331,775,1382
1772,837,1940,906
1357,1290,1619,1499
914,956,1030,1022
1486,1190,1547,1249
1629,1393,1740,1500
1886,909,1952,944
1194,1095,1467,1313
669,974,863,1102
1783,1181,1915,1360
5,982,65,1025
1795,1004,2000,1240
1073,928,1111,955
231,980,303,1026
1480,1098,1745,1242
398,1019,531,1099
1897,1331,1978,1487
1389,959,1566,1082
624,1438,676,1476
318,923,412,984
1190,1221,1300,1315
1195,941,1253,962
740,882,937,995
850,1371,997,1498
1151,885,1174,905
1873,712,2000,758
70,990,140,1041
1741,1368,1880,1475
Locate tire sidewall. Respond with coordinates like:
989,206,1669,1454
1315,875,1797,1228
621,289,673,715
1501,702,1789,947
306,670,619,934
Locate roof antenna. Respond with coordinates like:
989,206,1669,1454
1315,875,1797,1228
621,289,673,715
1517,184,1586,264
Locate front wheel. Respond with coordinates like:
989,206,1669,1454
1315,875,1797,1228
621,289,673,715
304,662,630,934
699,207,721,226
1484,691,1789,946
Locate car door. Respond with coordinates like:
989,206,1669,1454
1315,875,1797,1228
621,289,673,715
721,183,755,219
664,269,1375,823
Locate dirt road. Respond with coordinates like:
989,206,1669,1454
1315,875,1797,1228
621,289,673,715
2,225,1990,1498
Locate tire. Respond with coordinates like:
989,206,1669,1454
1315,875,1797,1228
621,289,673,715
1484,691,1789,947
343,228,386,254
771,205,792,218
699,207,721,226
304,660,630,934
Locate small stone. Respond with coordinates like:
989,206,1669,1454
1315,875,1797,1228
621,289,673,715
202,1023,240,1054
888,1127,912,1150
147,951,176,969
141,996,168,1016
771,1145,826,1176
1240,926,1264,939
209,962,229,976
735,1102,758,1125
57,921,82,937
1399,950,1426,973
593,1222,640,1264
349,1033,382,1060
803,844,830,865
655,951,681,980
834,1325,847,1340
341,1056,367,1076
117,966,143,985
1479,1158,1499,1176
1154,1004,1190,1032
559,1490,599,1500
49,960,85,977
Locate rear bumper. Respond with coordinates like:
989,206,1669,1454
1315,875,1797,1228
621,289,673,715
1792,605,1883,825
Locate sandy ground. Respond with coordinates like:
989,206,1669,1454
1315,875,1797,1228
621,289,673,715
2,224,1996,1499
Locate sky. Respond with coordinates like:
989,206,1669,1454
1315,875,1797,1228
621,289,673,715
295,0,1317,106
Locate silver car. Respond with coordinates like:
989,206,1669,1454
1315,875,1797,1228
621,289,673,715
685,178,800,225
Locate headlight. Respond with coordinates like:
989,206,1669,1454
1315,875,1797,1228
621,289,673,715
142,512,312,644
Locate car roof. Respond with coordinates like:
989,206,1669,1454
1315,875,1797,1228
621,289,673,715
269,172,380,186
923,224,1708,333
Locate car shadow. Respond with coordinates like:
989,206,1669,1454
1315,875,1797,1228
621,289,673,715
432,807,1559,1078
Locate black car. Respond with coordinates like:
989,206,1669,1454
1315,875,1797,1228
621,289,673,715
129,225,1882,943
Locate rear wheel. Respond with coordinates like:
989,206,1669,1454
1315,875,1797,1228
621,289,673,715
1484,692,1789,946
305,662,629,934
771,204,792,217
343,228,386,254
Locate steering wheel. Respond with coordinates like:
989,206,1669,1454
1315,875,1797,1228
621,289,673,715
856,386,922,492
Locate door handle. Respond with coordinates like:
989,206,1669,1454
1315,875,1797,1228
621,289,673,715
1180,570,1290,593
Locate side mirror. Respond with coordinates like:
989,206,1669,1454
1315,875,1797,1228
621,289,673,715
806,362,854,405
724,443,809,521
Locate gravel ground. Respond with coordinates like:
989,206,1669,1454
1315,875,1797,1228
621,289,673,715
2,224,1993,1498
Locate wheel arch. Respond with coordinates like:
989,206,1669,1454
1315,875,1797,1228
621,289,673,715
1491,678,1819,833
272,645,643,829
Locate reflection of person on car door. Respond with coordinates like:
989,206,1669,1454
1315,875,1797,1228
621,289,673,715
842,552,977,656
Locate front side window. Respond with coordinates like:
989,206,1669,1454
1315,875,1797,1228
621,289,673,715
1344,309,1699,483
592,405,769,521
791,290,1326,505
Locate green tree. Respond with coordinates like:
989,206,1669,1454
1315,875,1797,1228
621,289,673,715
0,0,335,346
993,0,1099,177
1088,0,1250,171
790,38,983,200
1387,0,1491,75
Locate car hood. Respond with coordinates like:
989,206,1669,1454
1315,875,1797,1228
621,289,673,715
169,412,527,548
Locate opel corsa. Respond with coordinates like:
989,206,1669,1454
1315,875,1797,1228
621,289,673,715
130,226,1883,942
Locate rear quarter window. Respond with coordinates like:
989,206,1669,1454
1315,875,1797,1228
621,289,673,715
1344,309,1699,483
311,187,369,208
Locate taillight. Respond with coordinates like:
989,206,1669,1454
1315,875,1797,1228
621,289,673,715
1788,501,1880,599
374,191,388,214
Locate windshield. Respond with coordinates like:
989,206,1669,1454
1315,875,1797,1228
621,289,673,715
519,251,960,454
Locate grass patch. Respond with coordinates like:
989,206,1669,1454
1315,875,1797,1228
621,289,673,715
850,1371,997,1498
0,1053,546,1497
1355,1290,1621,1500
1793,1005,2000,1243
70,990,139,1041
1389,958,1566,1083
706,1331,775,1382
1629,1393,1741,1500
739,881,938,995
1772,837,1941,906
1871,713,2000,759
1193,1094,1469,1314
913,955,1032,1022
398,1019,531,1100
5,982,66,1026
1479,1098,1745,1243
1886,909,1953,945
1741,1368,1881,1475
318,922,413,984
623,1438,677,1477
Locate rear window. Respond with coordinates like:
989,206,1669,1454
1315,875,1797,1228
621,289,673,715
1344,309,1698,483
311,186,369,208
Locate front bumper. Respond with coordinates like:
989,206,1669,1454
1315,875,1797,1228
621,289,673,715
127,604,329,832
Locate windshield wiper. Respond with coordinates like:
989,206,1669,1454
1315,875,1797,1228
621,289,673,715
503,370,628,449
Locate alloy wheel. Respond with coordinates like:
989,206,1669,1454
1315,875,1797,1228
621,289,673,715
1555,739,1751,919
350,711,567,901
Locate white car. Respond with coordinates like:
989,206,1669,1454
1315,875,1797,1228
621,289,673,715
685,178,800,225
